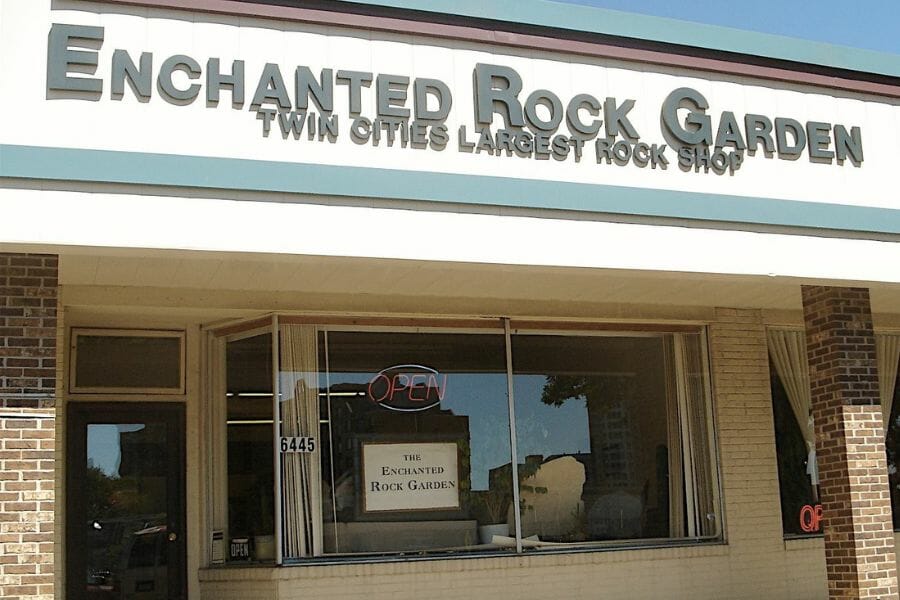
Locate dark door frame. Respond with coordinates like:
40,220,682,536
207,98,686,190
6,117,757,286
66,402,186,600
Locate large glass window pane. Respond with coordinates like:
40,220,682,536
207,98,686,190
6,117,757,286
217,320,722,563
771,366,819,536
280,329,513,558
225,332,275,561
511,333,713,546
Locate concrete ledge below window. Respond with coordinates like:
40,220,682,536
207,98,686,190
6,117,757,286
200,540,730,580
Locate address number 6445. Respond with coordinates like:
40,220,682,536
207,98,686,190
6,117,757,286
280,437,316,453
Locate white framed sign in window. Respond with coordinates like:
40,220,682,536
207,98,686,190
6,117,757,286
362,442,461,513
70,328,186,394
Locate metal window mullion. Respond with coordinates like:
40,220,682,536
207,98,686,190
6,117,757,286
211,335,228,556
673,334,698,537
201,331,213,565
272,315,283,565
324,329,340,554
504,318,523,553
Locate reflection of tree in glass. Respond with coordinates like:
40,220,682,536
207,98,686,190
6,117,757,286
86,466,162,518
86,465,120,518
538,374,647,540
86,465,126,581
540,374,638,486
540,375,631,407
85,466,167,587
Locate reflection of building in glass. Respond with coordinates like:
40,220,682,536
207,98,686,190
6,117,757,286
518,455,585,540
584,391,642,539
589,396,636,489
515,367,672,542
118,426,166,480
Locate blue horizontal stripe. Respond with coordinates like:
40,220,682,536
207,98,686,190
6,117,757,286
0,144,897,235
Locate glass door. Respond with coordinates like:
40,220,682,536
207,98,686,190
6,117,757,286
66,403,186,600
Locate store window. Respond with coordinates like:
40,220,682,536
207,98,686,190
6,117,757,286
770,330,900,536
225,331,275,561
306,330,511,555
511,332,718,543
770,365,818,536
212,319,721,563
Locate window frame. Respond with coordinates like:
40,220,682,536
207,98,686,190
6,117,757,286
69,327,186,395
205,315,723,566
214,324,277,562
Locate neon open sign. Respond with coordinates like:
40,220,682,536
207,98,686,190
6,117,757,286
799,504,823,533
367,364,447,412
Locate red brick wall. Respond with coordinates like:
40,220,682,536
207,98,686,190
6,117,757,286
0,414,55,599
802,285,898,599
0,253,57,600
0,254,57,404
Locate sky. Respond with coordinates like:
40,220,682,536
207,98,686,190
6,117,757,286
552,0,900,54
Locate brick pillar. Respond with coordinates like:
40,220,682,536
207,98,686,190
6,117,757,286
802,285,898,599
0,253,58,600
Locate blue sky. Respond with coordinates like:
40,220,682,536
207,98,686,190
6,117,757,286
552,0,900,54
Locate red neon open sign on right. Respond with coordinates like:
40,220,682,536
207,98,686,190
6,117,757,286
799,504,823,533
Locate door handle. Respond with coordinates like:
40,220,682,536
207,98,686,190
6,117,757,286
168,532,178,542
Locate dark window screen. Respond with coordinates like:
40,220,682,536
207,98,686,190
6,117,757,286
884,368,900,529
75,334,182,390
770,364,819,536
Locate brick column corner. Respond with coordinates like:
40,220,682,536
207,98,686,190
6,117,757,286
802,285,898,600
0,253,58,600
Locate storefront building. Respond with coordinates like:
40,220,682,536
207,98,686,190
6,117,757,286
0,0,899,598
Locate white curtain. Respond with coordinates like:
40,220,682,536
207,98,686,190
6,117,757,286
279,324,323,558
679,334,716,537
877,333,900,433
766,328,818,486
663,341,685,537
